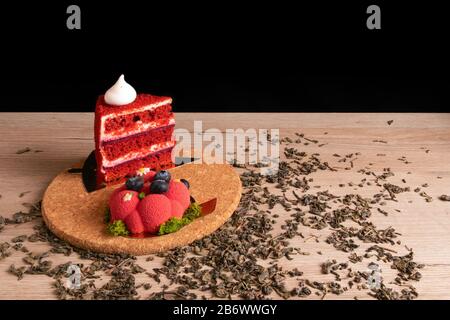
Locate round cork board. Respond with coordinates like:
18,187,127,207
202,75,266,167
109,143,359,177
42,163,242,255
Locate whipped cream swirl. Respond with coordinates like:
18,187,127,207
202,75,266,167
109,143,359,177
104,74,137,106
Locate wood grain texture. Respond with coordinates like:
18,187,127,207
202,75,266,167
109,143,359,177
1,112,450,300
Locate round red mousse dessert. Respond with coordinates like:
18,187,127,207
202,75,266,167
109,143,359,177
108,169,191,235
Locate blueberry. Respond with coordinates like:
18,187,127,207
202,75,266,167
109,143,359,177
150,179,169,194
180,178,190,189
125,176,144,191
154,170,171,182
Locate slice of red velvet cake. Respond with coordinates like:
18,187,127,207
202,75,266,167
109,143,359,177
94,75,175,187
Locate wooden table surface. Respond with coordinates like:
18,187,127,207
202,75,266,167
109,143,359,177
1,112,450,300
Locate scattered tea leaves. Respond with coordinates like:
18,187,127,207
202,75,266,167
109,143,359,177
16,147,31,154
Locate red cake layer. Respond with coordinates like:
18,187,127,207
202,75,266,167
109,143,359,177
94,94,173,143
104,104,172,134
98,147,174,185
100,124,175,161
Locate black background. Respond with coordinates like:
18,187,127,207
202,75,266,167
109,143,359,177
1,300,450,319
0,1,448,112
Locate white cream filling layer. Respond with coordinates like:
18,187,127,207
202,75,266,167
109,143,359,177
101,140,175,169
101,116,175,141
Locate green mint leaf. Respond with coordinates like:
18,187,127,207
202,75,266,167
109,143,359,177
107,220,129,236
158,202,202,235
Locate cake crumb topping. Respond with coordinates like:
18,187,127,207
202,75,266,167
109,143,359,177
136,167,150,176
122,192,133,202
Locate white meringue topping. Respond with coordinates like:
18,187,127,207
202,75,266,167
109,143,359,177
104,74,137,106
